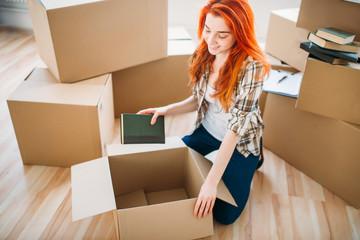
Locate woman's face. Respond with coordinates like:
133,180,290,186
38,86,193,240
202,14,236,58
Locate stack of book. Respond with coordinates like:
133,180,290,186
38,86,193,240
300,27,360,65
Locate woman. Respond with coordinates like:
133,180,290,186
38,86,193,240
138,0,270,225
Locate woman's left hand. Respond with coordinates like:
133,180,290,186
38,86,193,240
194,181,217,218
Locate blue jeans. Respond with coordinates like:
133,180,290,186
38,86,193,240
182,125,259,225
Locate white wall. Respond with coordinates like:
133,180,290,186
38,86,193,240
0,7,32,29
248,0,301,41
1,0,301,41
168,0,301,42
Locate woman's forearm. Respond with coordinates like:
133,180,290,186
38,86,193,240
206,130,240,185
165,96,197,116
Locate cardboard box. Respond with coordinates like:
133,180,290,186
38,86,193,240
296,0,360,42
168,27,196,56
113,54,192,116
296,58,360,125
265,8,309,72
7,68,115,167
262,93,360,208
71,138,236,240
27,0,167,83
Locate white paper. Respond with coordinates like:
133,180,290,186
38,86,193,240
263,69,303,98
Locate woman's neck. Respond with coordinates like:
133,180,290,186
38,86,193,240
207,52,229,88
213,52,228,72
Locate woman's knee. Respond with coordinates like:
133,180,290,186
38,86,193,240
212,199,243,225
181,135,189,145
213,209,240,225
181,135,199,152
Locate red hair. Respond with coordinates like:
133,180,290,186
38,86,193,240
189,0,270,111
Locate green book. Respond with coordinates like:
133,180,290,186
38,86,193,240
315,27,355,45
120,113,165,144
308,32,360,53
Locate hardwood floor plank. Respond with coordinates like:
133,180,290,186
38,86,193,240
18,170,71,239
0,159,27,203
0,166,45,216
286,163,305,198
39,189,72,240
249,179,272,239
1,168,66,239
324,201,354,240
0,49,41,90
289,196,315,240
346,206,360,240
271,194,293,240
65,217,93,240
301,171,325,202
40,190,94,240
308,200,331,239
236,203,251,240
259,150,288,196
212,221,234,240
82,211,115,240
323,187,349,207
0,28,29,51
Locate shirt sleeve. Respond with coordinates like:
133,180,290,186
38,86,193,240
227,60,264,137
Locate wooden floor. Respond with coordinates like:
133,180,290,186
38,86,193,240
0,26,359,240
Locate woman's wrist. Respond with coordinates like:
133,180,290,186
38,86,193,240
205,172,220,187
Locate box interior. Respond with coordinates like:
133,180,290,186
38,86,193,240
108,147,203,210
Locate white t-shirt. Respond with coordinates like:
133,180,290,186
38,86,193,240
202,85,233,141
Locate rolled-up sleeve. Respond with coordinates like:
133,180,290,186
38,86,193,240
227,61,264,137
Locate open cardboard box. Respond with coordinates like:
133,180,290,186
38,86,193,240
71,138,236,240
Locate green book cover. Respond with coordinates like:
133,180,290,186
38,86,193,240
315,27,355,44
317,27,354,39
120,113,165,144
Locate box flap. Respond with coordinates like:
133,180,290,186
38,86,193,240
107,136,186,156
7,68,108,106
189,149,237,207
40,0,103,10
168,27,192,40
272,8,299,22
71,157,116,221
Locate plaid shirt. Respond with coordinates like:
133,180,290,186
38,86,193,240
192,56,264,157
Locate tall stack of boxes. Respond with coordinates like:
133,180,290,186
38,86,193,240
6,0,229,239
263,0,360,208
7,0,169,167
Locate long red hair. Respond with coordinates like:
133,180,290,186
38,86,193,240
189,0,270,111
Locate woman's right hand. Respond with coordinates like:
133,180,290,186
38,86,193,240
137,106,169,125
